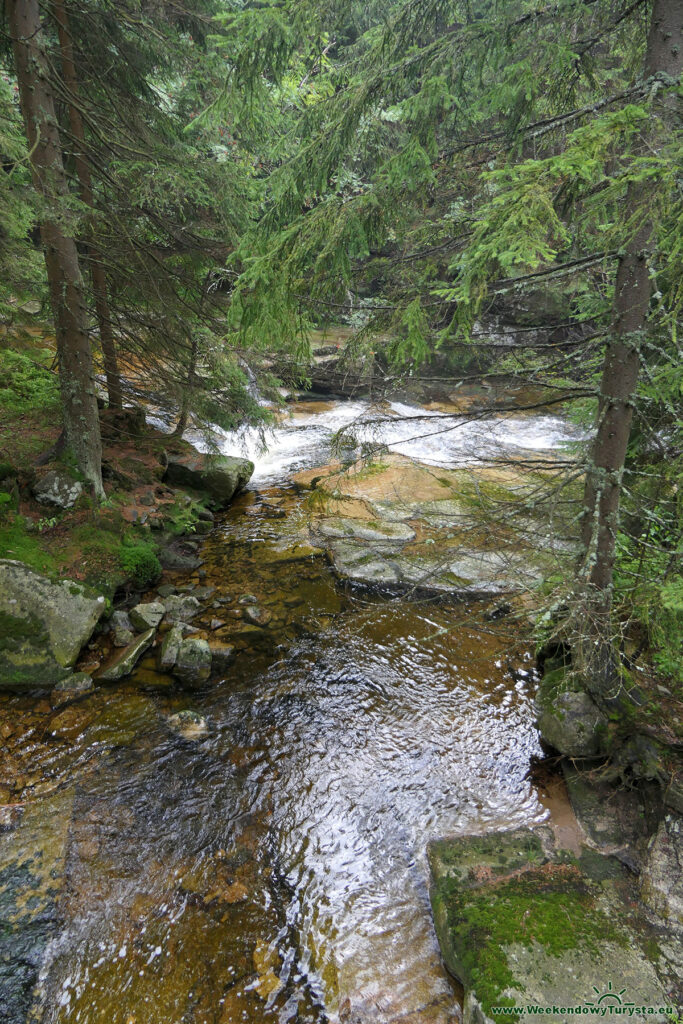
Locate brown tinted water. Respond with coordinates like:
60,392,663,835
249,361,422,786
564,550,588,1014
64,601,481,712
0,399,574,1024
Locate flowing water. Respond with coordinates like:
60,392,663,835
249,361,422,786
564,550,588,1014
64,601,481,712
1,395,582,1024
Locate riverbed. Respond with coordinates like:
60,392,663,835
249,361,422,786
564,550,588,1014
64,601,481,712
0,394,582,1024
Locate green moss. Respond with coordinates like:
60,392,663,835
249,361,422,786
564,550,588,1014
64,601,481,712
434,866,622,1023
0,515,58,575
118,539,162,588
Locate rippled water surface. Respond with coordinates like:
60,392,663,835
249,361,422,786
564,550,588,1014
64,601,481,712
1,396,573,1024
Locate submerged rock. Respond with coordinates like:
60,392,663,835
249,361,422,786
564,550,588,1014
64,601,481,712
166,709,208,741
98,628,156,682
173,637,211,688
243,605,272,627
0,560,106,691
129,601,165,631
209,643,235,675
32,468,83,509
50,672,94,708
163,451,254,506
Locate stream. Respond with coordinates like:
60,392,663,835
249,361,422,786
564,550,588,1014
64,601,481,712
1,393,582,1024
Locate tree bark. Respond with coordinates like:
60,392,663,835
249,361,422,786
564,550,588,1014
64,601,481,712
53,0,123,410
7,0,104,498
575,0,682,701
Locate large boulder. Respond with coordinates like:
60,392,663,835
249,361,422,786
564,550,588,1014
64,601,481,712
0,560,106,691
32,468,83,509
162,451,254,506
535,669,607,758
429,829,671,1024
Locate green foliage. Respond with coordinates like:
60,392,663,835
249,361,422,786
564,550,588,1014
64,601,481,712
0,348,59,416
118,537,162,589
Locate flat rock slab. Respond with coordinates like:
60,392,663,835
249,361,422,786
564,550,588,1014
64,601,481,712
98,628,155,682
428,828,673,1024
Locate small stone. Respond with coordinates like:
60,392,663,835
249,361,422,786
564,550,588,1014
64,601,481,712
192,586,216,601
112,627,135,648
243,605,272,627
111,610,133,632
129,602,165,631
210,619,225,631
139,491,155,506
157,584,177,599
238,594,259,605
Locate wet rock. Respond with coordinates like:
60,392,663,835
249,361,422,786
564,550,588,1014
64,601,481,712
50,672,94,708
166,709,208,741
156,583,177,599
159,539,202,571
110,609,133,633
163,451,254,506
209,643,235,674
210,618,225,631
98,628,156,682
0,788,74,1024
112,626,134,648
429,828,671,1024
32,468,83,509
238,593,259,605
158,624,183,670
640,815,683,931
49,704,96,742
173,637,212,688
163,593,201,623
536,672,607,758
317,516,415,542
0,560,106,691
129,601,165,631
192,585,216,601
243,605,272,627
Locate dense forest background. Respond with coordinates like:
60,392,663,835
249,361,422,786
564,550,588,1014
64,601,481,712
1,0,681,761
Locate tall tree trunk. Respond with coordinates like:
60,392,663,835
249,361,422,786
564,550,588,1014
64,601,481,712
172,333,198,437
7,0,104,498
575,0,682,702
53,0,123,410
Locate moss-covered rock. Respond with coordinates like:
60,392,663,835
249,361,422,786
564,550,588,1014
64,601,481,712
535,668,607,758
0,559,106,691
429,828,671,1024
173,637,211,688
163,451,254,507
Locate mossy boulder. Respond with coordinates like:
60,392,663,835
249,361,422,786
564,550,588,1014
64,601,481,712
0,560,106,691
163,451,254,507
428,828,670,1024
31,468,83,509
535,668,607,758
